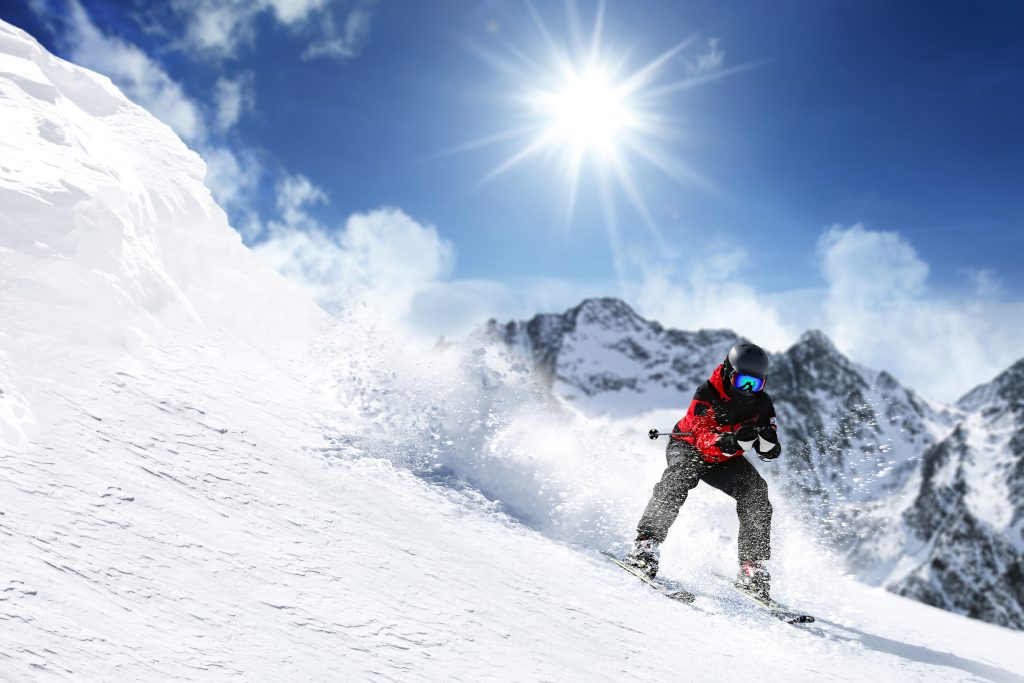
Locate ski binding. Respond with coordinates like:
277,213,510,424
602,552,696,603
731,582,815,624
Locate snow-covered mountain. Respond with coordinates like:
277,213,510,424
4,18,1024,680
889,359,1024,629
491,297,743,414
492,297,1024,630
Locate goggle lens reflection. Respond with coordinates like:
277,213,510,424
733,373,765,393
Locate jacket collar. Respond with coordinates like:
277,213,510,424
709,363,731,401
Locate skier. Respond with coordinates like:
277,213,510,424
626,342,782,599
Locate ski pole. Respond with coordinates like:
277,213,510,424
648,429,694,440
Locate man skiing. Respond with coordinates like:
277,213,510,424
626,342,782,599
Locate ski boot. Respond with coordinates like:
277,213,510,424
736,560,771,600
625,539,661,578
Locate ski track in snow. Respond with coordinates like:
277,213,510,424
2,17,1024,682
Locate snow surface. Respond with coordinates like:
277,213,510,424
2,18,1024,681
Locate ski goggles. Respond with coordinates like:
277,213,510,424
733,373,766,393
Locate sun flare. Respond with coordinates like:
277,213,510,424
445,2,754,262
541,68,632,157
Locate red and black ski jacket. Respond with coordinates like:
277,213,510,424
672,363,779,463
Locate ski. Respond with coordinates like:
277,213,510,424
729,581,815,624
602,552,696,603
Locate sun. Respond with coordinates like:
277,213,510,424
440,2,755,266
541,67,632,158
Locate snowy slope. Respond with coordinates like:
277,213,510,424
3,18,1024,681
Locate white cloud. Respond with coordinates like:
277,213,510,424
255,206,455,322
201,145,263,227
322,208,455,302
611,224,1024,402
627,243,798,353
58,0,205,143
253,175,455,323
168,0,374,62
966,268,1003,299
817,224,1024,401
252,174,599,335
408,277,604,338
302,5,373,61
819,224,928,308
273,173,328,228
214,74,255,131
268,0,329,25
174,1,255,56
684,37,725,76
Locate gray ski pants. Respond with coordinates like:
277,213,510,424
635,439,773,564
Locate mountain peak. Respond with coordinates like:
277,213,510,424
794,329,841,355
567,297,648,331
573,296,636,314
958,356,1024,412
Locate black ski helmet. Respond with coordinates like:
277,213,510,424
726,342,770,378
725,342,769,398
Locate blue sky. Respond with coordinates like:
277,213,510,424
4,0,1023,400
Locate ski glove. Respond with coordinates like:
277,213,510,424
716,425,758,455
715,432,740,455
755,426,782,461
734,425,758,453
